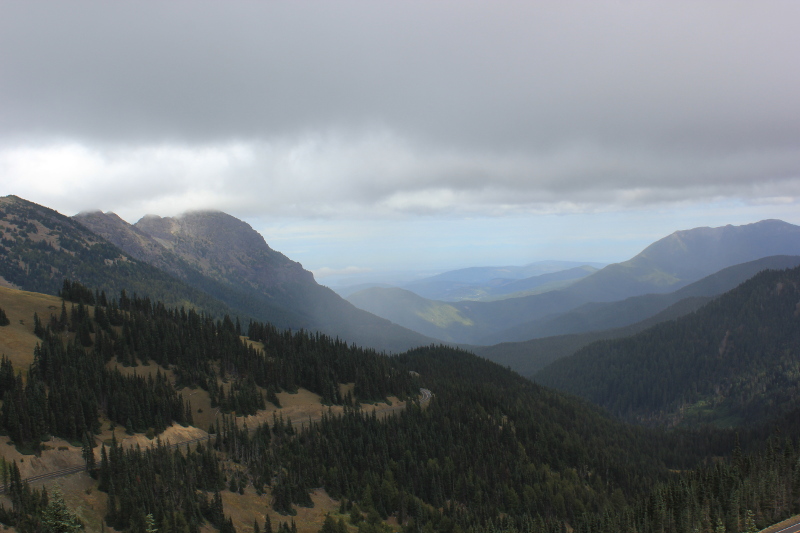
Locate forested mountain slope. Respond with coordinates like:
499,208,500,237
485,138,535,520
1,281,799,533
349,220,800,345
476,255,800,354
75,209,438,353
536,265,800,428
474,295,714,379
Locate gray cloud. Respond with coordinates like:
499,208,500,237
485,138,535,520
1,2,799,221
3,134,798,222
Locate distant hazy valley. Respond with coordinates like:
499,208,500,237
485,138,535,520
345,219,800,346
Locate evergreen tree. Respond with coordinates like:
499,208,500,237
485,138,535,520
145,513,158,533
40,489,83,533
81,433,95,472
319,515,338,533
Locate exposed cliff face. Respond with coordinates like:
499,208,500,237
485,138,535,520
74,210,186,279
134,211,314,290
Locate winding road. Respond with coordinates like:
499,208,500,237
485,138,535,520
766,518,800,533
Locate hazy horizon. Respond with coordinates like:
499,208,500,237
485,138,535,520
2,3,798,278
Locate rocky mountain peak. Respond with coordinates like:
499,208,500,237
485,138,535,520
134,210,313,289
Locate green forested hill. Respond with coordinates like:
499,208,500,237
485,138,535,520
1,282,799,533
535,265,800,428
489,255,800,344
475,255,800,377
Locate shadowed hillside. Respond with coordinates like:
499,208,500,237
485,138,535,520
75,208,439,353
536,264,800,428
486,254,800,346
0,195,239,318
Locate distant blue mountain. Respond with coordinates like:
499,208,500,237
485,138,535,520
348,220,800,345
401,261,605,301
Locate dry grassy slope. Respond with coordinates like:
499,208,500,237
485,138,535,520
0,285,64,370
0,285,401,532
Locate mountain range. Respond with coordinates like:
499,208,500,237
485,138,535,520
75,208,442,353
347,219,800,345
474,254,800,377
0,195,436,353
6,193,800,359
0,195,236,317
3,194,800,532
393,261,604,301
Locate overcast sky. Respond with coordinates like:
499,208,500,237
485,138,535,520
1,2,799,285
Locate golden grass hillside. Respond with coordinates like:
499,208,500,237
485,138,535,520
0,285,65,370
0,285,405,533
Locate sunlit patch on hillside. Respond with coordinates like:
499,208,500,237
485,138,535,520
0,285,65,370
416,303,474,328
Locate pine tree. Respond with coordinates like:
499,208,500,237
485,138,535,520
41,488,83,533
33,312,45,338
145,513,158,533
319,515,338,533
743,510,757,533
82,432,95,472
0,306,9,327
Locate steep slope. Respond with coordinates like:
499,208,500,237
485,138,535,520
473,295,713,379
74,210,310,329
135,211,313,290
560,219,800,303
73,210,189,278
0,284,64,370
487,255,800,343
535,264,800,428
77,209,438,353
348,220,800,345
0,195,238,317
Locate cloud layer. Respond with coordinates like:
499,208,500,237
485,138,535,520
1,2,799,270
3,134,799,221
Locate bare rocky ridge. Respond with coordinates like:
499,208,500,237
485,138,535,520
0,195,239,317
73,210,186,278
135,211,313,289
74,207,438,353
